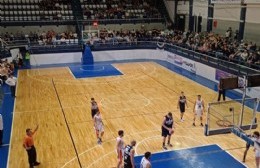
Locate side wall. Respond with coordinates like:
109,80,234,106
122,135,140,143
176,1,260,44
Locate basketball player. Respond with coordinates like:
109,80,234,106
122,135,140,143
253,131,260,168
91,97,99,118
217,81,226,101
116,130,125,168
193,95,205,126
243,140,251,162
93,110,104,144
177,91,188,122
124,140,136,168
161,112,174,150
243,133,258,162
140,151,152,168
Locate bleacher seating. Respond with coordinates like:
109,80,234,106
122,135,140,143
80,0,161,20
0,0,74,22
0,0,163,23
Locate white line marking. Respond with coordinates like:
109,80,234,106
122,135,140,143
86,150,115,168
60,129,161,168
80,66,105,71
25,62,158,85
111,64,124,75
7,70,19,168
215,144,248,167
66,67,76,79
135,135,203,155
135,135,161,155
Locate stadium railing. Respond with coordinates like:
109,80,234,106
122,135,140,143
27,41,260,75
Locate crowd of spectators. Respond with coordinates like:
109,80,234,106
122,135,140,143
83,0,161,20
1,27,259,68
0,59,15,85
87,27,260,67
0,30,78,45
39,0,70,10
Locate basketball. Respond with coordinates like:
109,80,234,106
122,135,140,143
169,129,174,135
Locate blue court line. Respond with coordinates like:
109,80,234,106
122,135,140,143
134,144,246,168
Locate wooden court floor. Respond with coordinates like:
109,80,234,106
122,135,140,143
7,62,259,168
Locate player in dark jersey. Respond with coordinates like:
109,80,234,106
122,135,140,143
161,112,174,150
177,91,188,122
124,140,136,168
243,142,250,162
91,97,99,118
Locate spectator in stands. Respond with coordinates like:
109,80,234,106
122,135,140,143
25,51,31,66
0,65,8,82
5,74,17,98
17,51,23,68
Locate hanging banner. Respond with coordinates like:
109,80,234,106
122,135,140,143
244,0,260,3
211,0,241,3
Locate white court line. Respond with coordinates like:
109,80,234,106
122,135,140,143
100,95,151,109
14,108,61,114
111,64,124,75
215,144,248,167
135,135,161,155
136,143,218,157
86,150,116,168
138,62,147,70
23,62,161,91
66,67,76,79
25,62,158,85
7,70,19,168
80,66,105,71
135,135,204,155
1,144,10,147
60,129,161,168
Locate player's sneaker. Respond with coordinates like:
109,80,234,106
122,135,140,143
162,146,167,150
168,143,173,147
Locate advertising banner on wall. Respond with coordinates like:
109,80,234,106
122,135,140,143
215,69,245,87
166,53,197,73
244,0,260,3
211,0,241,3
215,69,260,98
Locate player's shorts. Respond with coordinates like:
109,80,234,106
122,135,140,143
161,127,171,137
124,163,133,168
195,110,202,117
180,105,185,113
91,109,97,118
117,149,124,162
95,124,104,133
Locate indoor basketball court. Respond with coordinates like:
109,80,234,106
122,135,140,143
4,61,259,168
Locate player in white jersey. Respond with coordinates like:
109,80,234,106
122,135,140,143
93,110,104,144
253,131,260,168
140,152,152,168
116,130,124,168
193,95,205,126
